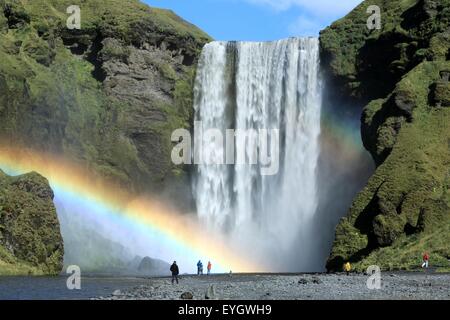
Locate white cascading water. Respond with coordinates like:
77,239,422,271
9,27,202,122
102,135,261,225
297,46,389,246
193,38,322,271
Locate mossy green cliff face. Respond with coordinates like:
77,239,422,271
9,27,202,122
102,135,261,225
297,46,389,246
0,0,211,196
0,170,63,275
321,0,450,271
0,0,211,274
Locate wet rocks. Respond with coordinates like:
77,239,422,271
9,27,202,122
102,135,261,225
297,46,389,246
311,277,323,284
181,292,194,300
95,273,450,300
113,290,122,296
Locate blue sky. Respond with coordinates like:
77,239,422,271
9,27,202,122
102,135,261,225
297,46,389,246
145,0,362,41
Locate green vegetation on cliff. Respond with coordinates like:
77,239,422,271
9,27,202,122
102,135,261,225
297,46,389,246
0,0,211,274
0,170,63,275
0,0,211,195
321,0,450,271
320,0,449,102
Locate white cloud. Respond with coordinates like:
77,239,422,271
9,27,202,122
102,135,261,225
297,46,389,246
288,15,323,37
243,0,363,36
246,0,363,18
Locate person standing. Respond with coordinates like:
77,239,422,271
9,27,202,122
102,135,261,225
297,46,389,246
197,260,203,275
170,261,179,284
421,252,430,268
207,261,212,275
344,262,352,275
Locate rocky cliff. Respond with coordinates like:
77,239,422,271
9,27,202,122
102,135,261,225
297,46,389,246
0,170,63,275
0,0,211,197
321,0,450,271
0,0,211,275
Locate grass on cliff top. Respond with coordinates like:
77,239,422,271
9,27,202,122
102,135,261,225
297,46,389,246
320,0,419,77
17,0,210,42
1,0,209,191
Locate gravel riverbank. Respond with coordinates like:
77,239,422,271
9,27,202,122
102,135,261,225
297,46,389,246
94,272,450,300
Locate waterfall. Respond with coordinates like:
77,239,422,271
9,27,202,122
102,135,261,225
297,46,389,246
193,38,322,271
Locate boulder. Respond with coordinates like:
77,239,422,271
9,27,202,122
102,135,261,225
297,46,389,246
181,292,193,300
311,277,323,284
440,70,450,81
205,285,216,299
431,80,450,107
394,89,417,119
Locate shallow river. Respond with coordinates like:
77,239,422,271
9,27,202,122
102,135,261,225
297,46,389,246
0,276,146,300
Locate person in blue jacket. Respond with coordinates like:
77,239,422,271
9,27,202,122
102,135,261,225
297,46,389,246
197,260,203,275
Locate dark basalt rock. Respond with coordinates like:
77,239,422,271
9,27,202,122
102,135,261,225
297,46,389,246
181,292,193,300
3,1,30,29
439,70,450,82
430,70,450,107
311,276,323,284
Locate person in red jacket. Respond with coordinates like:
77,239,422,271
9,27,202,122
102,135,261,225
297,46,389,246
207,261,212,275
421,252,429,268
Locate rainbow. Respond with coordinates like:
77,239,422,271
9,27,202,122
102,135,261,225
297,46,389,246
0,145,261,273
321,113,367,156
